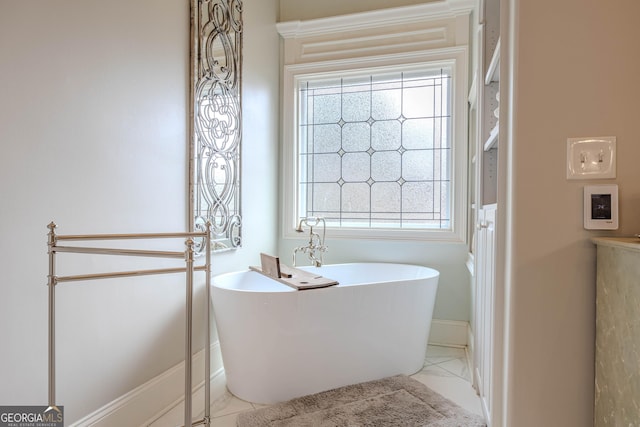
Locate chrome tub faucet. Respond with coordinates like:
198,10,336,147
293,217,327,267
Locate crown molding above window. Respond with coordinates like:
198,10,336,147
277,0,473,65
276,0,475,39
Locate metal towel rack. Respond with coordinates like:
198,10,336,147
46,221,212,427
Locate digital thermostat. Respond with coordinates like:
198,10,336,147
584,184,618,230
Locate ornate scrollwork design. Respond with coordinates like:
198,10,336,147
190,0,242,252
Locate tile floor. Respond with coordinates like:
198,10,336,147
148,345,483,426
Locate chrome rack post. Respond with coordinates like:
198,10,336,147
204,222,212,426
184,239,195,427
47,222,57,408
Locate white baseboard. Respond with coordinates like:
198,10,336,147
465,324,475,386
70,341,224,427
428,319,469,347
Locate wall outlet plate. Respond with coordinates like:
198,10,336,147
567,136,616,179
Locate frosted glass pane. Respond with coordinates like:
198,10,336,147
342,123,370,152
440,181,450,218
312,153,341,182
440,116,451,149
300,125,313,154
371,72,402,88
371,182,400,212
311,183,341,213
306,77,342,91
343,91,371,122
299,93,309,126
433,149,442,180
402,86,434,118
403,68,445,80
313,94,341,123
432,182,441,216
402,118,434,149
342,75,371,88
402,182,433,213
372,88,401,120
432,117,442,149
371,151,401,181
402,150,434,181
440,148,450,179
301,182,312,207
342,183,370,213
371,121,401,150
312,124,341,153
433,81,443,117
299,154,310,182
341,213,371,222
342,152,370,182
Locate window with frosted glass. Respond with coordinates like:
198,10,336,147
298,67,452,229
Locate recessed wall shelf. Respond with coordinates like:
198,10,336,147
485,37,500,84
472,0,501,422
484,124,499,151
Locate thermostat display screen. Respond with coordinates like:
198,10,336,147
591,194,612,220
584,185,618,230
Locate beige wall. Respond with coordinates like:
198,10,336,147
504,0,640,425
0,0,280,422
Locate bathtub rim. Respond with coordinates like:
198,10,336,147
212,262,440,293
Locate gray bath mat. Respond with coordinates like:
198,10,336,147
236,374,486,426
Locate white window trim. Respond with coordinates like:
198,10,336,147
278,3,471,243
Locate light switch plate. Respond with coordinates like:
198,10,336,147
567,136,616,179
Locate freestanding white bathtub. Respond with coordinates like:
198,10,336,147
211,262,439,404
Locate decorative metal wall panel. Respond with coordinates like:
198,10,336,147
190,0,243,252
